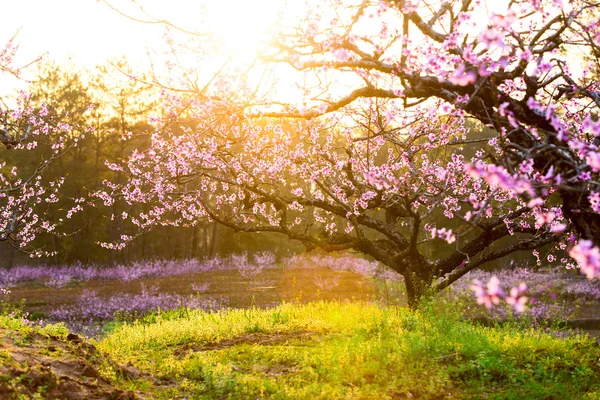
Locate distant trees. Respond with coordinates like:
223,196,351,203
106,0,600,307
0,54,150,264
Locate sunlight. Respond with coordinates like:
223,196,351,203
203,0,282,60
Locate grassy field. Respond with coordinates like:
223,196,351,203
94,300,600,399
1,300,599,399
1,257,600,398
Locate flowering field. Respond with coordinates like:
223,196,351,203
2,254,378,336
447,267,600,322
2,253,599,339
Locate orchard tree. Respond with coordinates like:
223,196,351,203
107,0,600,307
0,37,75,256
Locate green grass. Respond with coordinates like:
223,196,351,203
0,313,69,339
98,301,600,399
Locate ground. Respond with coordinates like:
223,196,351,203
4,302,599,399
1,261,599,398
0,325,139,399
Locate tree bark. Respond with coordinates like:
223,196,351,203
202,221,208,258
402,255,434,309
190,224,199,258
209,221,220,258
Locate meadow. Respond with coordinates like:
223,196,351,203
1,254,599,399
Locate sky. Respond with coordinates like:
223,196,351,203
3,1,157,66
1,0,160,92
0,0,516,105
1,0,286,93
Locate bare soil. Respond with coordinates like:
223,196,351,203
0,328,142,399
172,330,320,358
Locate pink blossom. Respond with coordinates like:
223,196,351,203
505,283,528,313
471,276,504,309
471,277,528,313
590,192,600,213
569,240,600,280
478,28,506,49
586,152,600,172
448,64,477,86
550,223,567,233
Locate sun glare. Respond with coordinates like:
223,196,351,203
202,0,283,59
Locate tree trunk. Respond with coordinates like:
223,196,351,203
209,222,220,258
140,232,147,260
1,242,15,269
202,222,208,258
190,225,199,258
403,256,434,309
51,234,59,265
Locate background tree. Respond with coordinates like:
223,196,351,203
0,37,74,261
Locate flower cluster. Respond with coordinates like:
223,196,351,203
0,258,244,288
470,276,528,312
284,253,393,281
233,252,275,279
569,240,600,280
48,284,223,336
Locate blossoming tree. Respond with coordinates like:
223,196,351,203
0,37,74,256
107,0,600,307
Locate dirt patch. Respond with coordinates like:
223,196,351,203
0,329,143,399
173,330,319,358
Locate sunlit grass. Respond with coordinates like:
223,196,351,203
99,301,600,399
